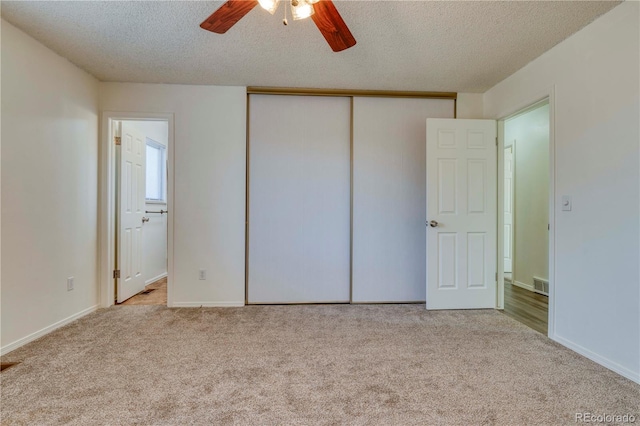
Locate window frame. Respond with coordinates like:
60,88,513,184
145,138,167,204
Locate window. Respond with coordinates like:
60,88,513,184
146,138,166,203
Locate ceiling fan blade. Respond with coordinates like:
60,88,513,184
200,0,259,34
311,1,356,52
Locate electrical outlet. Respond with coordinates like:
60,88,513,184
67,277,74,291
199,269,206,280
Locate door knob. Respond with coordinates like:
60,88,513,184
429,220,438,228
142,217,150,223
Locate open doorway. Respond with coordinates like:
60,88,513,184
501,100,550,334
99,113,173,308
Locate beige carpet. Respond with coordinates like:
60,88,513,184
1,305,638,425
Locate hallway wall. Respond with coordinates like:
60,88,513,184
484,1,639,382
504,103,549,289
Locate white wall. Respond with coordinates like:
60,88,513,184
484,2,639,383
1,20,100,352
100,83,246,306
505,103,549,288
128,120,169,285
456,93,483,119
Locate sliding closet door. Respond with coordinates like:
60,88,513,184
248,95,351,303
352,97,454,302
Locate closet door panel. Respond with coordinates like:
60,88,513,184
352,97,454,302
248,95,351,303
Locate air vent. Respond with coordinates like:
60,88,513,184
533,277,549,296
1,362,20,372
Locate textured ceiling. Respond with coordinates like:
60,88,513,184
1,1,621,92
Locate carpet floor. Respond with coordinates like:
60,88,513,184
1,305,638,425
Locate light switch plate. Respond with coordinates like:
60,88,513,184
561,195,572,211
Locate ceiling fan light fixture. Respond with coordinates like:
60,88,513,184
200,0,356,51
258,0,280,15
291,0,314,20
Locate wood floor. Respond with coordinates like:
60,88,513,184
120,277,167,306
502,280,548,334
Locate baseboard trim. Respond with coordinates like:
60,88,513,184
513,280,535,291
145,272,167,285
171,301,245,308
551,333,639,384
351,300,426,304
1,304,99,356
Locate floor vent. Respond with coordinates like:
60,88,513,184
1,362,21,372
533,277,549,296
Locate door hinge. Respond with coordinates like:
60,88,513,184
495,272,498,281
114,136,121,146
113,269,120,279
495,136,498,146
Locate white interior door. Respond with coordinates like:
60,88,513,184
504,145,514,273
117,121,146,303
352,97,454,302
248,95,351,303
426,119,497,309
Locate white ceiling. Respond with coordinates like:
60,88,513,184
1,1,621,92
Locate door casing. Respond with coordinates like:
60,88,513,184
503,144,515,275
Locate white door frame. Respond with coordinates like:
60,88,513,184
99,112,175,307
496,87,556,338
503,144,515,277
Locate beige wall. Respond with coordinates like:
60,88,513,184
100,83,247,307
456,93,483,119
1,20,100,352
484,2,639,382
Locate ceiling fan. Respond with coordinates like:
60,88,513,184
200,0,356,52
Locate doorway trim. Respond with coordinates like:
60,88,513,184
99,112,175,308
503,143,516,284
496,87,556,338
